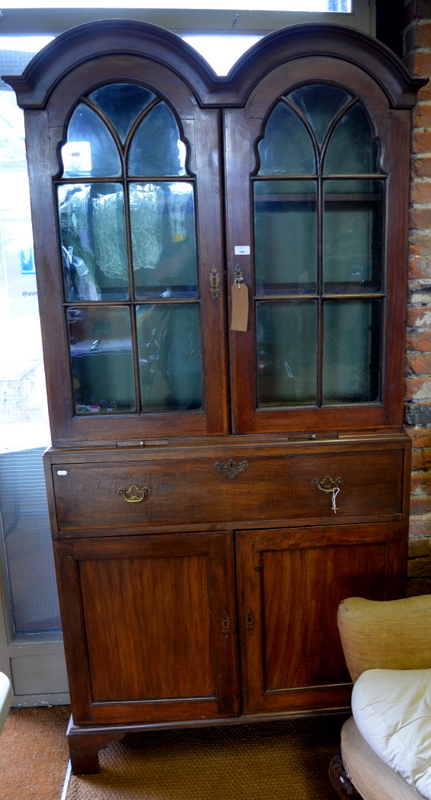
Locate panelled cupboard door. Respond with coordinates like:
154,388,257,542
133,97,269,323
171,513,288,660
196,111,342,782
12,25,230,445
235,523,408,715
224,48,413,435
53,531,240,725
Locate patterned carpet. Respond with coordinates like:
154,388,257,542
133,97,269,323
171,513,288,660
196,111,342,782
65,714,349,800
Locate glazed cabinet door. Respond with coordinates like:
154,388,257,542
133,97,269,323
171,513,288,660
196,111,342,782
224,54,411,435
17,28,230,445
235,523,407,714
54,531,239,725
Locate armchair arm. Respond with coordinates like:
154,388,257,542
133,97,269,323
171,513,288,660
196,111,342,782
337,595,431,683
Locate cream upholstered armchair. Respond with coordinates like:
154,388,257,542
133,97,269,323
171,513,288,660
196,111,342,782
330,595,431,800
0,672,12,733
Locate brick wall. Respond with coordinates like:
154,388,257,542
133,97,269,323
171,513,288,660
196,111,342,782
401,1,431,594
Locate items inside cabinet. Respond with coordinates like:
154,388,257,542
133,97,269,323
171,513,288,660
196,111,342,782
4,19,422,774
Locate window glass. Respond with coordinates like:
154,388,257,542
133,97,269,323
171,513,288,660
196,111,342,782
128,102,187,177
137,303,202,411
67,305,136,414
58,183,129,301
258,102,315,175
324,103,378,174
89,83,156,143
287,85,352,146
254,181,317,295
61,103,121,178
131,182,198,298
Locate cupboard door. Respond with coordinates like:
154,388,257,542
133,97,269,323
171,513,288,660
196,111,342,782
54,531,239,725
19,44,230,445
235,523,407,714
225,67,411,435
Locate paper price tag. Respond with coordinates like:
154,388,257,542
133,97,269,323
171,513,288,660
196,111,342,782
231,282,249,331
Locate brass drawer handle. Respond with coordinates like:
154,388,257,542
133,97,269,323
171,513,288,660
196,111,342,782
214,458,249,480
311,476,344,514
118,485,151,503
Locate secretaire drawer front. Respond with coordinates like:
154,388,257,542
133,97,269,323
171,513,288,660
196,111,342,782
51,448,406,530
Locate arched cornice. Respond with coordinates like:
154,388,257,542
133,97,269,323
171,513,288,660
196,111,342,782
2,19,427,110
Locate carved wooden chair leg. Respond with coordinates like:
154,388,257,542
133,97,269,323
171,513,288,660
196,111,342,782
329,752,363,798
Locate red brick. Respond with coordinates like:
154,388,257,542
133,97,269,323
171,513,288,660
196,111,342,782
417,81,431,103
414,52,431,77
412,448,431,468
410,472,431,494
417,1,431,23
410,231,431,256
413,129,431,153
407,307,431,327
409,518,431,537
405,376,431,400
414,103,431,128
407,352,431,373
407,426,431,447
410,256,431,279
415,21,431,48
411,181,431,203
406,330,431,350
411,205,431,228
410,495,431,515
412,157,431,179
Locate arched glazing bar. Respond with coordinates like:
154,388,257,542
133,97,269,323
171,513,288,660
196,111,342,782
56,82,202,416
253,83,384,409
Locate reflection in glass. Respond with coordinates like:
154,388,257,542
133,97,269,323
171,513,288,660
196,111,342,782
324,103,378,174
323,181,383,292
67,306,136,414
136,304,202,411
288,85,352,146
128,102,186,177
254,181,317,295
130,182,198,298
88,84,156,143
256,301,317,406
61,104,121,178
323,300,381,404
258,102,315,175
58,183,129,301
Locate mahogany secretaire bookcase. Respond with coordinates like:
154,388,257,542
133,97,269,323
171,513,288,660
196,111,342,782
4,20,424,773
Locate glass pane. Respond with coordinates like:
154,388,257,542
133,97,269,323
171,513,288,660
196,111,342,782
67,306,136,414
254,181,317,295
58,183,129,301
137,304,202,411
130,182,198,298
0,84,59,637
0,448,60,634
287,85,352,146
258,102,315,175
323,180,383,293
61,103,121,178
323,300,381,404
256,301,317,406
324,103,378,175
88,83,156,143
128,102,187,177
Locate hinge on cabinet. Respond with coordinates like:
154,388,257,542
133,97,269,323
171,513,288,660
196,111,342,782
221,610,231,638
